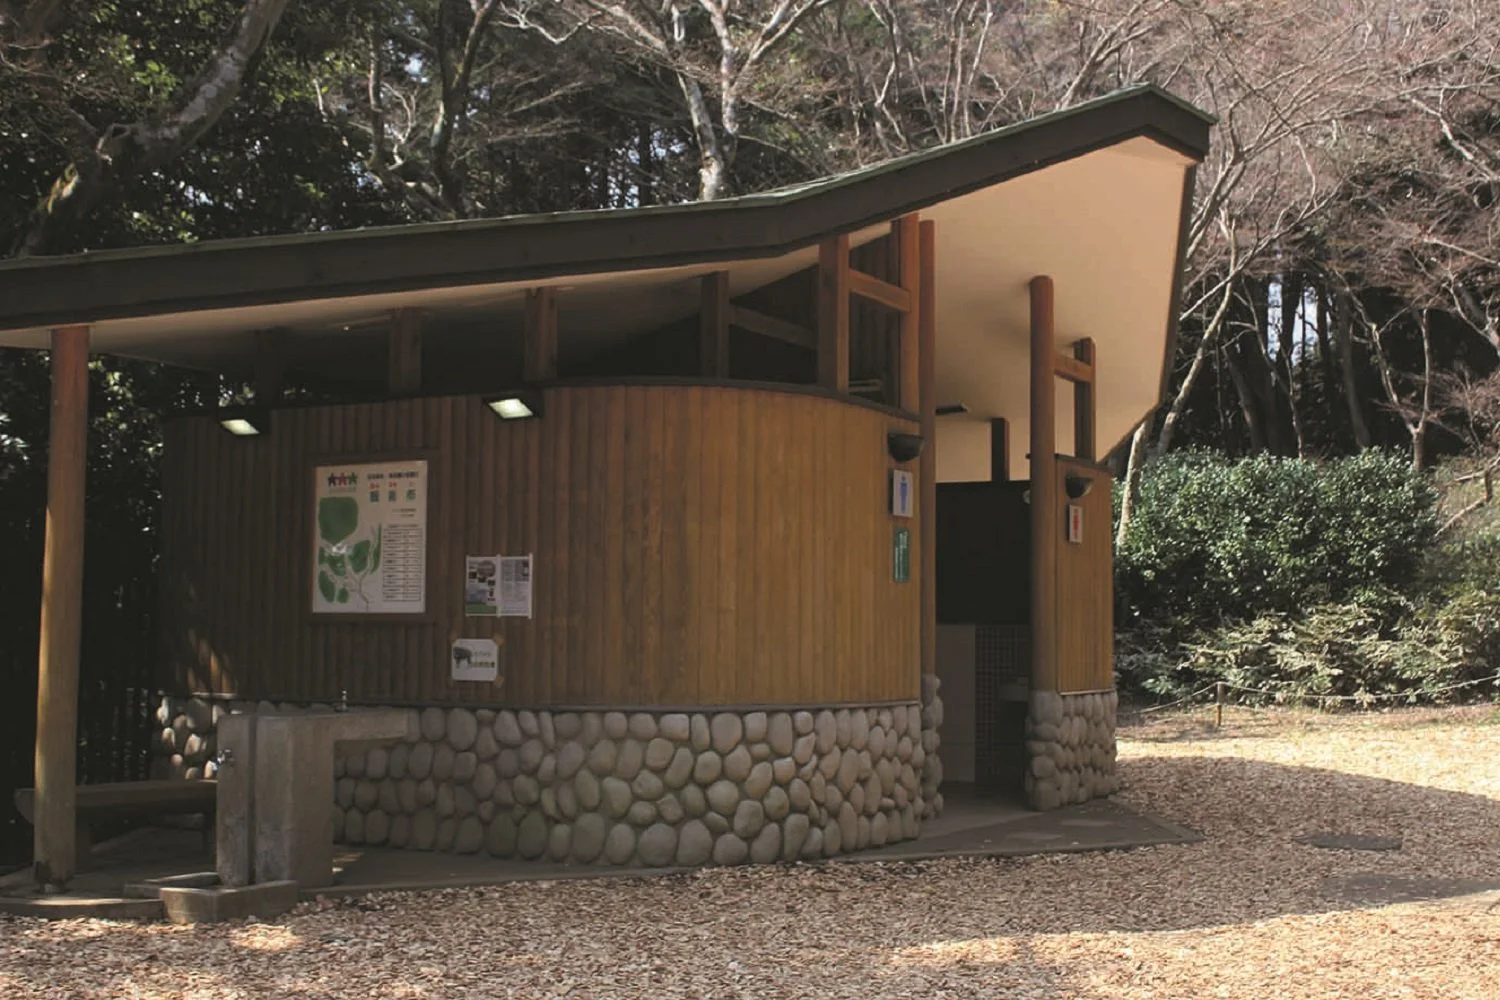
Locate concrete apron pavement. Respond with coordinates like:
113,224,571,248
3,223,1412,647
0,792,1199,918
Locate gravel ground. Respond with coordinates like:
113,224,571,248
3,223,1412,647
4,705,1498,999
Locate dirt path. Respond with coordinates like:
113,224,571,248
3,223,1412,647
4,706,1497,999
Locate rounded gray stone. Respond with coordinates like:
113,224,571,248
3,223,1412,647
494,711,523,747
436,817,458,851
820,746,842,781
354,780,378,812
707,779,740,816
632,770,665,801
870,811,889,847
802,825,823,860
579,713,604,749
408,742,434,780
453,751,478,784
723,745,753,783
447,709,478,751
412,809,438,850
556,781,579,820
455,815,483,853
343,809,365,845
788,777,811,812
627,712,657,741
548,822,572,861
601,776,633,819
638,823,678,867
588,740,617,776
665,747,695,789
693,751,723,785
388,744,410,780
710,713,743,754
537,753,557,785
614,739,644,780
868,725,887,760
397,778,419,813
835,710,852,746
690,714,711,752
603,712,628,740
733,799,766,839
519,739,545,773
626,801,656,827
557,741,586,781
454,787,477,817
518,710,540,737
792,734,816,767
605,823,636,864
772,757,797,786
681,783,708,818
554,712,582,741
432,744,456,782
471,762,498,802
388,813,411,848
575,769,602,811
836,748,861,793
838,802,858,847
474,726,499,761
478,801,496,823
572,813,607,862
713,833,749,866
676,820,713,866
366,747,389,781
749,742,772,762
850,710,870,750
743,711,768,743
336,778,356,809
513,774,540,806
377,779,400,815
749,823,781,864
496,748,521,778
485,813,517,856
822,819,842,856
793,711,814,736
420,707,446,742
744,761,774,799
657,792,684,825
517,812,549,859
659,713,691,742
767,713,795,756
814,710,837,754
763,786,790,821
782,813,810,861
645,737,676,772
436,784,456,818
704,812,730,837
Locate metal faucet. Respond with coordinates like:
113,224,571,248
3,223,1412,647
213,747,234,768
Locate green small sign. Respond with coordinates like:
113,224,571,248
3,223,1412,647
893,527,911,582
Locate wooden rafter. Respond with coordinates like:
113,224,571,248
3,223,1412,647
728,304,814,349
1054,350,1093,385
848,267,912,313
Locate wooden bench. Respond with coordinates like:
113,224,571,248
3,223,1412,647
13,780,217,870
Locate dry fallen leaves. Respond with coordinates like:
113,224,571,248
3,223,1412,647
2,705,1497,999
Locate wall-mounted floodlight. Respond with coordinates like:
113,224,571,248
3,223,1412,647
887,432,926,463
483,392,543,421
1065,473,1095,500
218,407,269,437
935,403,969,416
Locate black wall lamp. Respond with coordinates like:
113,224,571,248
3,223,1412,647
887,432,926,463
1065,473,1095,500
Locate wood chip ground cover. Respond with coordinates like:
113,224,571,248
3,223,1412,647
4,706,1497,998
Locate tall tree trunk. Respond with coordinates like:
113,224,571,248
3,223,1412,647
1333,290,1373,448
1115,419,1152,547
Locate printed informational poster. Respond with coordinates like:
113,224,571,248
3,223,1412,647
451,638,499,682
465,555,499,616
312,460,428,614
498,555,534,618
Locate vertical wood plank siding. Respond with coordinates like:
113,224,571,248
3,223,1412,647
160,386,920,707
1054,458,1115,693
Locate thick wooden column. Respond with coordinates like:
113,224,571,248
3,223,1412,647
33,324,89,888
1029,277,1058,693
896,214,921,413
817,234,850,391
523,288,558,383
1073,337,1096,461
990,418,1010,482
917,221,937,687
388,309,423,394
699,271,729,377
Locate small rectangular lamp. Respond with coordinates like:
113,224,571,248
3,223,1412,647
483,392,543,420
218,407,268,436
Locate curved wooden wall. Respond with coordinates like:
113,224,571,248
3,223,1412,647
160,385,921,707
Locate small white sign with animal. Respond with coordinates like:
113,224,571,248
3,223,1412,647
451,638,499,682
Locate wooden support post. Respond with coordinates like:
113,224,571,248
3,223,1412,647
523,287,558,383
918,221,937,690
388,309,423,395
1029,276,1058,694
817,234,850,392
1073,338,1096,461
896,214,921,413
700,271,729,377
33,324,89,888
990,418,1010,482
253,329,287,403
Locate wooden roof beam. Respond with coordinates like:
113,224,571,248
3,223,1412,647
728,303,815,349
848,267,912,313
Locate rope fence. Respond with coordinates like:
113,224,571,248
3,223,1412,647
1120,671,1500,726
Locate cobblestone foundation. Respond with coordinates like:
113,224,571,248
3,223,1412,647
1022,690,1119,810
152,697,942,866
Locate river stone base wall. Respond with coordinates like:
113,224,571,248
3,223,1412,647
1022,690,1119,811
151,697,941,867
919,674,944,818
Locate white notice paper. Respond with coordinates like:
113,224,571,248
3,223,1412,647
451,638,499,682
498,555,533,618
312,460,428,614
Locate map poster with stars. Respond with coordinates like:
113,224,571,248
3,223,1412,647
313,460,428,614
